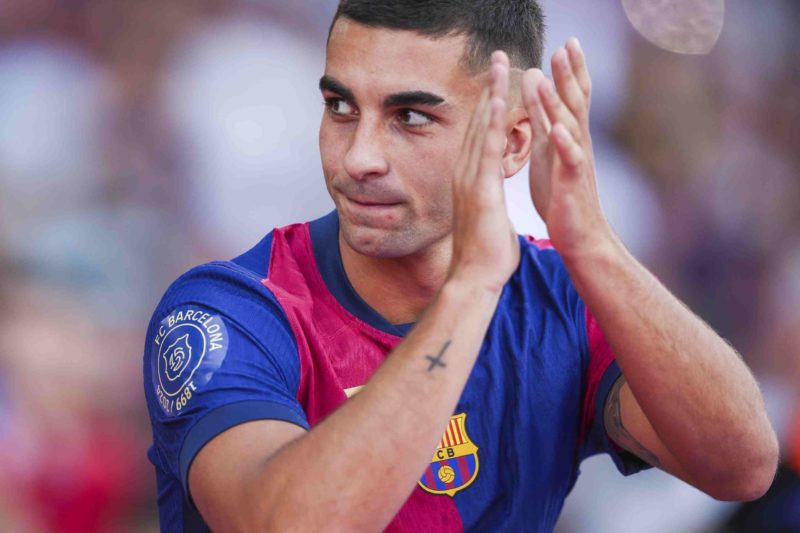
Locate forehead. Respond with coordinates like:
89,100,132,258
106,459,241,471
325,18,482,102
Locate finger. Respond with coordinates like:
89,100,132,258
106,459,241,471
478,96,507,182
551,122,585,173
478,57,509,181
465,89,492,186
551,46,588,124
566,37,592,101
457,87,489,180
521,68,551,140
463,88,489,155
538,77,580,141
490,50,510,101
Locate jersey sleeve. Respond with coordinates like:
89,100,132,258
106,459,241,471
143,262,308,499
577,304,651,475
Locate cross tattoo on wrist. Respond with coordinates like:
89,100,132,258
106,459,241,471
425,340,451,372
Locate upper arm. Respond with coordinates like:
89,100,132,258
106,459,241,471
580,298,697,486
604,375,697,485
189,419,307,532
577,305,652,476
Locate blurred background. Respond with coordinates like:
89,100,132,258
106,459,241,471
0,0,797,531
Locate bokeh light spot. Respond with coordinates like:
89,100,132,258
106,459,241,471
622,0,725,54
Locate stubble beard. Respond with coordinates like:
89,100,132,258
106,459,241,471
339,210,453,260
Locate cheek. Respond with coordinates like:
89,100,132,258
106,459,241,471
318,121,334,170
319,119,347,180
402,136,461,213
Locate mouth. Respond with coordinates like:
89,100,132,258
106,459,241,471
345,196,403,208
341,195,405,226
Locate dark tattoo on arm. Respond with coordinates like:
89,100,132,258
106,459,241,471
604,375,661,467
425,341,451,371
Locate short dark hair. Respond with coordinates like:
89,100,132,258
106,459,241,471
330,0,546,73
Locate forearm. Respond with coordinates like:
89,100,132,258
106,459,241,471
252,280,500,531
565,234,777,493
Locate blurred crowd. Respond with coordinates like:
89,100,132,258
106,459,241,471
0,1,797,531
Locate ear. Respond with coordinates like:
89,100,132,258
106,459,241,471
502,108,532,178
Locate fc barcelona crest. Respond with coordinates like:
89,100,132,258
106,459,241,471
418,413,479,497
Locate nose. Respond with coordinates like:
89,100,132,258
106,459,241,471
343,117,389,181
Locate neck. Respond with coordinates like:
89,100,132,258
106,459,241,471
339,233,452,325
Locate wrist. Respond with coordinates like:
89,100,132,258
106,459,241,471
441,274,504,307
561,229,633,291
446,233,520,296
559,222,623,268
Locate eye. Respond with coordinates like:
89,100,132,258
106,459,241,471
324,97,357,117
398,109,434,128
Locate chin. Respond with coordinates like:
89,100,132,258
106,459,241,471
342,221,455,261
336,199,453,259
339,219,427,259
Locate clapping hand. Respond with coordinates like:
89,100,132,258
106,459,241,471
449,52,520,293
522,39,613,261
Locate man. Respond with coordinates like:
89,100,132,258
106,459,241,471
143,1,778,531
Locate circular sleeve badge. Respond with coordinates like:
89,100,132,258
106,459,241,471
151,306,229,416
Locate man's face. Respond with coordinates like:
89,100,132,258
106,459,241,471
320,18,484,258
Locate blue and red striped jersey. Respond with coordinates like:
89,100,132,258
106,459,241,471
143,210,648,532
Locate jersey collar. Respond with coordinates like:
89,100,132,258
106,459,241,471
309,210,414,338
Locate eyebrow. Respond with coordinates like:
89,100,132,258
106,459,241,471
319,75,354,102
383,91,446,108
319,75,448,109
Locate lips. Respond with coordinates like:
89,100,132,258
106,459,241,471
341,194,404,227
344,192,404,207
347,197,402,207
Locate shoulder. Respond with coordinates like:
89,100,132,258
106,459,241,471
150,260,283,331
143,259,296,394
143,231,297,388
515,236,578,304
517,235,564,272
142,244,303,426
150,230,282,330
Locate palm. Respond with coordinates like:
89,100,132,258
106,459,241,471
529,134,600,246
528,140,553,223
449,52,520,292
